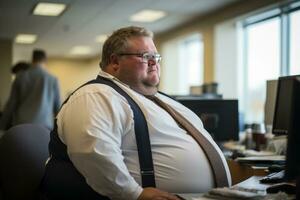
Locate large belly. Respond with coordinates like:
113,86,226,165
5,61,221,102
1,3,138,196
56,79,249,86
123,135,215,193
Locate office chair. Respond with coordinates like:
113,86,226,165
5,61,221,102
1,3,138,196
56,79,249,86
0,124,50,200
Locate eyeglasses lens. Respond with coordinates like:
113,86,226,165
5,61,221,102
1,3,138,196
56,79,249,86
143,53,161,63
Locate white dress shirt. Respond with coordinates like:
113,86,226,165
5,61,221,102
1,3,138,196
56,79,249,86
56,70,231,200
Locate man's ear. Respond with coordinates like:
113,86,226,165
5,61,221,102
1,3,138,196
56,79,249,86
110,54,120,71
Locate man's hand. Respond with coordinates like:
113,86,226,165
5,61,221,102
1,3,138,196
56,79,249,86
137,187,181,200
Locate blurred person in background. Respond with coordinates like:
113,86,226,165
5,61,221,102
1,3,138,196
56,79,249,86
0,62,30,121
11,61,30,75
0,49,61,131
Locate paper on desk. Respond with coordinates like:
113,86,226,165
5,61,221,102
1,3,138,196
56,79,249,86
176,194,211,200
189,197,214,200
236,155,285,162
205,186,265,199
177,190,294,200
223,141,245,151
242,150,276,157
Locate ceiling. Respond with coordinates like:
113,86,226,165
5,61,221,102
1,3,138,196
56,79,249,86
0,0,238,61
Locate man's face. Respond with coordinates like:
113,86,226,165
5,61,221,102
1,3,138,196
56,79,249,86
115,36,160,95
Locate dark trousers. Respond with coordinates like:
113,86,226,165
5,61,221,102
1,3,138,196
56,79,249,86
41,158,110,200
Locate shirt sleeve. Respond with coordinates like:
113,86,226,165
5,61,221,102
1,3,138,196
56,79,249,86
57,86,143,200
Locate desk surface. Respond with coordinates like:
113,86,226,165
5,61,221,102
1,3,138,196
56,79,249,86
178,176,291,200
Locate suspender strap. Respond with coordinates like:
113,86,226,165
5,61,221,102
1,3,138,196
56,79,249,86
53,76,156,187
94,76,156,187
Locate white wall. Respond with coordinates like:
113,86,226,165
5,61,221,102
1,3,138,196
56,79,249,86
0,39,13,110
12,44,33,64
214,19,240,100
47,58,100,101
160,39,181,94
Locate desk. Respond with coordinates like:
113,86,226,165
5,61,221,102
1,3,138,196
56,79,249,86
179,176,294,200
179,176,268,199
227,159,268,185
222,142,275,184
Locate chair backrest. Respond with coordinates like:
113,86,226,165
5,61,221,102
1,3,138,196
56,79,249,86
0,124,50,200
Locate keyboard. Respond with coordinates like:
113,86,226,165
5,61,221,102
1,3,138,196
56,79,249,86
259,170,285,183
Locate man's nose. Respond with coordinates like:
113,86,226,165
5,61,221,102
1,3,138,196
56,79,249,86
148,59,158,66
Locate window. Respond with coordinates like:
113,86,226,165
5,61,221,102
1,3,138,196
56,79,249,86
244,18,281,123
242,2,300,124
290,10,300,75
160,34,203,95
179,35,204,90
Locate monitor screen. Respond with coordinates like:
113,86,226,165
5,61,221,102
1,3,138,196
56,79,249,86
175,97,239,142
272,75,300,180
272,76,298,135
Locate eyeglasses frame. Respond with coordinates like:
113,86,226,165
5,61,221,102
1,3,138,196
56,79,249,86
117,52,161,64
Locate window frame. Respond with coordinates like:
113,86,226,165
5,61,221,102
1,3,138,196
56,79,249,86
243,1,300,76
241,1,300,124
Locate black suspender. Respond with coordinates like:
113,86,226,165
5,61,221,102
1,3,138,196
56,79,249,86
56,76,156,187
95,76,156,187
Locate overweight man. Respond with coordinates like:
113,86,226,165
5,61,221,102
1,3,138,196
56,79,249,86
42,26,231,200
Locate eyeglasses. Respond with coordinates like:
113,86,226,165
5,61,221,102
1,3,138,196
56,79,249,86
118,52,162,64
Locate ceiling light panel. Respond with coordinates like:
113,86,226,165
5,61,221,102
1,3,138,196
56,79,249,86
15,34,37,44
33,2,66,16
95,35,108,43
70,46,91,55
130,9,166,22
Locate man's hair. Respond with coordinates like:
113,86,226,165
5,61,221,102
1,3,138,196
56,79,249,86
32,49,47,63
11,62,30,74
100,26,153,69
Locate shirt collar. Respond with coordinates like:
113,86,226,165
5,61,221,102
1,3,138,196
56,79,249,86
98,70,131,89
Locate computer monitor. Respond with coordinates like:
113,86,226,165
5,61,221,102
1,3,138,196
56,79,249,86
272,75,300,180
175,97,239,142
264,80,278,128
